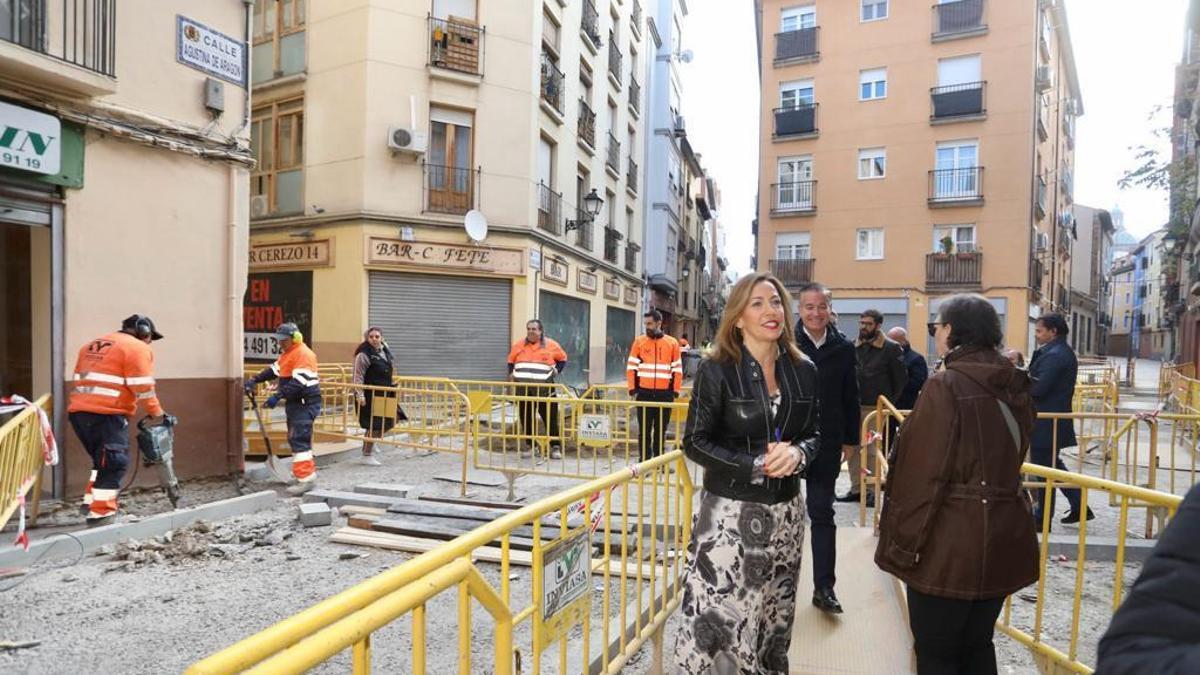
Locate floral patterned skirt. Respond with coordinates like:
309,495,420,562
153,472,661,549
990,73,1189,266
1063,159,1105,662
673,491,807,675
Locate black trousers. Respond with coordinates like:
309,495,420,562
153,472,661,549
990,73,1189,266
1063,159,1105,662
805,474,837,590
906,588,1005,675
635,389,675,460
1028,444,1082,520
68,412,129,490
515,385,560,443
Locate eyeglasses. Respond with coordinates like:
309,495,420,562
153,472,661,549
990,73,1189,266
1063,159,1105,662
927,322,944,337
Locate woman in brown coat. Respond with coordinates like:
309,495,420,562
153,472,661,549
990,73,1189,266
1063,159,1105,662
876,293,1039,674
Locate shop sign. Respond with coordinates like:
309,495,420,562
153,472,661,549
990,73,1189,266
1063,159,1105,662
543,258,568,286
577,269,598,294
243,272,313,361
604,278,621,301
577,413,611,445
176,15,247,87
624,286,639,306
536,527,591,650
249,240,332,270
366,236,525,276
0,101,60,176
530,248,542,273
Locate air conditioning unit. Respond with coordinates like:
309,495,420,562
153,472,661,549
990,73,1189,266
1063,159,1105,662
387,127,427,154
673,114,686,137
1035,66,1052,92
1035,232,1050,252
250,195,269,219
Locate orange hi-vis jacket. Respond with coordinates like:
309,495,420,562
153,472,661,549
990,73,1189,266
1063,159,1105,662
508,338,568,382
68,331,164,417
252,341,321,400
627,334,682,393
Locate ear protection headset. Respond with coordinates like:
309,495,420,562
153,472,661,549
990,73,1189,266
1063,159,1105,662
129,315,153,340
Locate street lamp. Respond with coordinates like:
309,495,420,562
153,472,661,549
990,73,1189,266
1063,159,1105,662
565,189,604,232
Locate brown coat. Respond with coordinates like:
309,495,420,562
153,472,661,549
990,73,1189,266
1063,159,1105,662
875,346,1040,600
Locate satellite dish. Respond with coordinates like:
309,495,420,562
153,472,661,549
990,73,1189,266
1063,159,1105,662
679,49,694,64
464,210,488,242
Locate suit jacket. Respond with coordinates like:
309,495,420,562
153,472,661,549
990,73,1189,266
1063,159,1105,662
1028,337,1077,449
795,323,861,482
896,344,929,410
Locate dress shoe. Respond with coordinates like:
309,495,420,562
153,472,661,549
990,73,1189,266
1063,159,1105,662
1060,507,1095,525
834,492,861,503
812,587,844,614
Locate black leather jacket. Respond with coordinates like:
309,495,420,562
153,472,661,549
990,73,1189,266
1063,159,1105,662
683,345,821,504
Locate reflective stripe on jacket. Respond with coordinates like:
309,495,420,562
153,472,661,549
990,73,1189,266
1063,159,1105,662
252,342,321,401
68,331,164,417
508,338,568,382
627,334,682,393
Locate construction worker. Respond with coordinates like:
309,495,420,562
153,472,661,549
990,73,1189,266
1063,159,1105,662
245,322,321,495
628,310,683,459
679,333,693,377
507,319,568,459
68,314,169,526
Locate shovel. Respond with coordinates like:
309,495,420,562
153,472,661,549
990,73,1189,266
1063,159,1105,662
246,390,289,483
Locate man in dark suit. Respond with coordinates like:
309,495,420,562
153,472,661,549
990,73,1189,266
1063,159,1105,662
1028,312,1091,526
795,283,860,615
885,326,928,410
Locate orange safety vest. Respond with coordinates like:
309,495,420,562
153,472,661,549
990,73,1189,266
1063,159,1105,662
68,331,164,417
627,334,682,393
508,338,567,382
272,342,320,389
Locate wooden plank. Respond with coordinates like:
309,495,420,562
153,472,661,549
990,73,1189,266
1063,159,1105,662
347,516,380,530
370,516,541,551
339,505,388,517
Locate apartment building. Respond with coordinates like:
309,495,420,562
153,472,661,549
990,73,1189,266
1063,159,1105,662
246,0,649,387
1172,0,1200,366
0,0,252,496
1068,204,1114,356
1108,255,1135,356
1109,230,1171,359
754,0,1082,357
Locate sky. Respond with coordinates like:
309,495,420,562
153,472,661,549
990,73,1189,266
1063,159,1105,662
678,0,1188,274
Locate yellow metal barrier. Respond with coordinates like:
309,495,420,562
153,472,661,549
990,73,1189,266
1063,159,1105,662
0,394,51,531
314,382,473,457
998,465,1184,674
187,452,694,675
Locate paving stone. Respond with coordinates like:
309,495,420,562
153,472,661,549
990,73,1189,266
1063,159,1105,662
299,502,332,528
353,483,413,499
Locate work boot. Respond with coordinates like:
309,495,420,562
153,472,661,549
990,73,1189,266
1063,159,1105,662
812,587,844,614
1060,507,1095,525
519,444,532,459
834,492,861,503
286,481,316,497
86,513,118,528
79,503,91,516
360,454,382,466
549,445,563,460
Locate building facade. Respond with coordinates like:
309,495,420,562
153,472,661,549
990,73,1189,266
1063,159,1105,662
1108,255,1135,356
1068,204,1114,356
246,0,650,387
1173,0,1200,367
0,0,252,496
753,0,1081,360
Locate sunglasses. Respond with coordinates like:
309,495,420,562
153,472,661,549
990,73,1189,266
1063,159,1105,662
927,321,944,337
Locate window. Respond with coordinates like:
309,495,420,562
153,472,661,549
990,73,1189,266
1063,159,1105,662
1040,10,1052,52
857,228,885,260
861,0,888,22
251,98,304,216
542,10,561,56
937,54,981,86
775,232,811,260
776,157,814,209
427,106,474,213
780,79,815,109
934,140,979,197
858,148,886,179
932,225,976,252
782,5,816,31
667,225,679,267
859,68,886,101
252,0,306,84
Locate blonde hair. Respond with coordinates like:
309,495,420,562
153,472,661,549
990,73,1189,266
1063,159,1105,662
712,273,803,364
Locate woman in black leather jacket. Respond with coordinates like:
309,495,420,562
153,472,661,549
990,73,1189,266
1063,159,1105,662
673,273,821,675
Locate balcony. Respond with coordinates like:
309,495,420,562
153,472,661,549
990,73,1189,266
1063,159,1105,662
1065,113,1076,149
605,131,620,174
0,0,117,95
607,39,622,87
927,167,984,206
771,181,817,215
631,0,643,36
926,252,983,291
540,54,564,115
429,16,483,76
626,157,638,194
577,99,596,149
1062,165,1074,203
773,103,818,138
581,0,601,48
604,227,622,264
1030,258,1046,290
625,241,640,273
932,0,987,41
1035,176,1047,218
629,74,641,115
930,82,986,122
774,27,819,65
769,258,815,287
537,182,563,235
424,163,478,215
1036,97,1048,140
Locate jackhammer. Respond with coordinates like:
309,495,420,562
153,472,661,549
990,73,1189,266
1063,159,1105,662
137,414,182,508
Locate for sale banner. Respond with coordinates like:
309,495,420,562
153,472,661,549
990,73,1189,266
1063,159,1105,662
243,271,313,362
